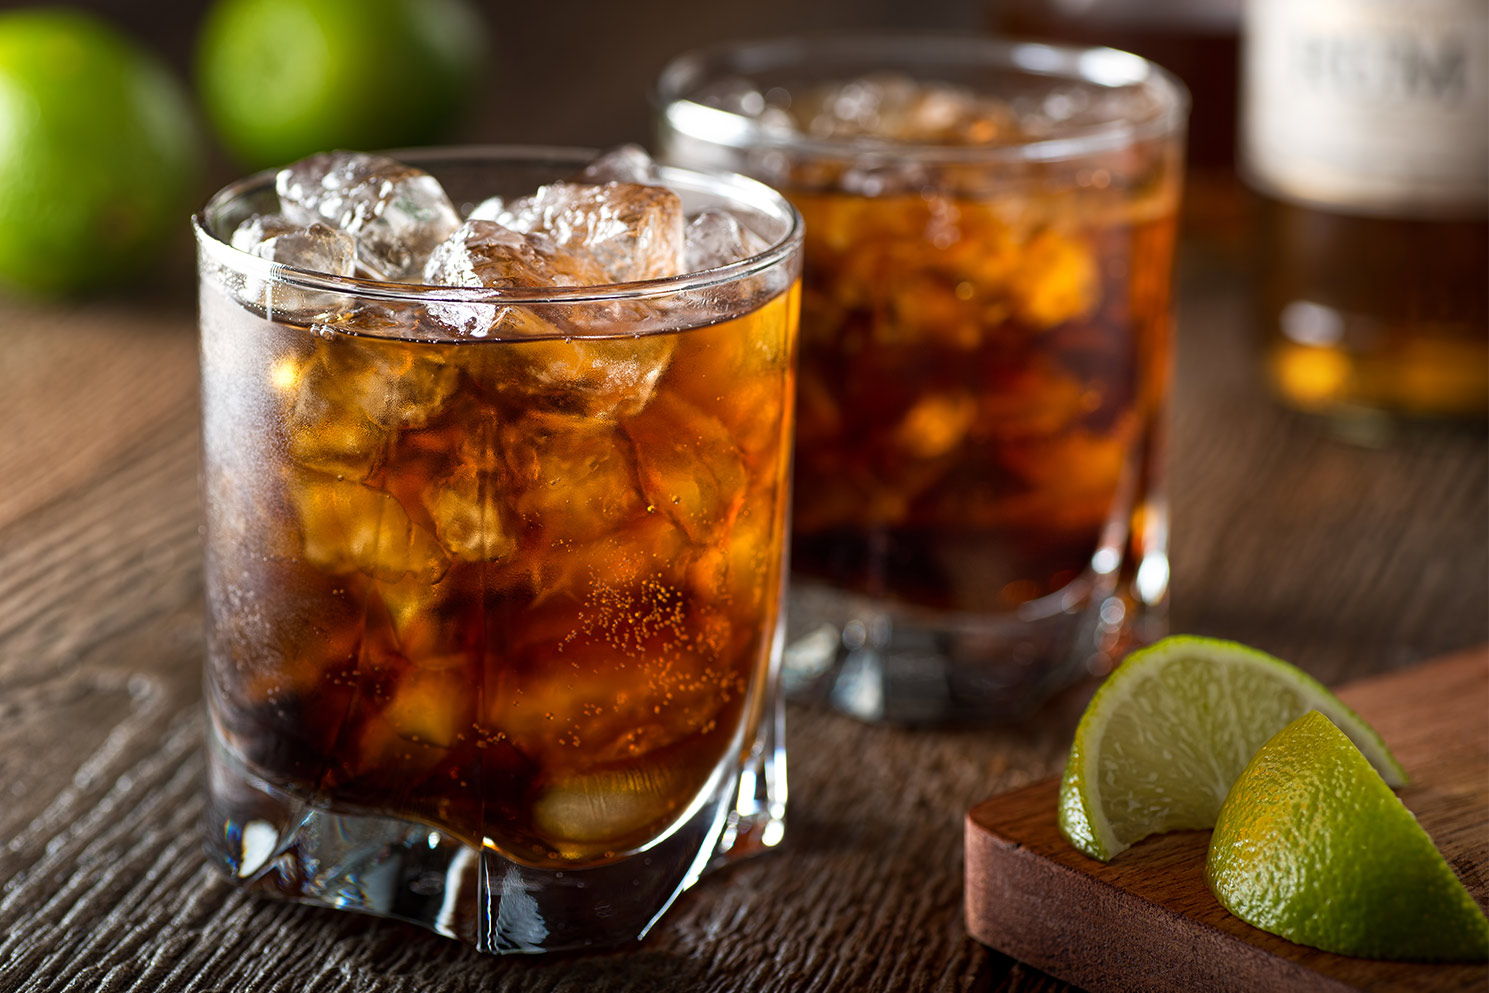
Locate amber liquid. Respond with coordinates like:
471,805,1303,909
788,187,1177,615
1259,197,1489,420
202,283,798,868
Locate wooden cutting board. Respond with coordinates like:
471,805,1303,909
965,646,1489,993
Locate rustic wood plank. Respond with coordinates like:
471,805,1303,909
965,648,1489,993
0,297,199,535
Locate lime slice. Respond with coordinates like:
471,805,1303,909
1057,636,1405,861
1207,711,1489,961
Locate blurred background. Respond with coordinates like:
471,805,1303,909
28,0,985,163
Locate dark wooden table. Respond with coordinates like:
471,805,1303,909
1,213,1486,991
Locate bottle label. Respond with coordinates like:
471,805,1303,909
1243,0,1488,216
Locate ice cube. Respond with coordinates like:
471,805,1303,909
623,391,747,544
1021,84,1095,135
422,219,612,337
377,576,459,663
685,493,779,615
788,73,1016,145
492,606,735,758
662,283,794,457
276,151,461,280
231,213,356,274
520,510,691,603
282,337,459,476
577,144,662,185
425,220,610,290
997,426,1134,533
283,379,386,479
883,271,983,350
894,391,978,460
424,463,519,563
354,678,461,778
839,161,934,197
467,195,506,221
498,335,676,419
531,761,683,845
379,666,472,747
422,214,677,415
300,336,452,425
819,74,920,136
229,214,356,320
493,181,685,282
427,234,674,416
1011,229,1100,327
289,472,450,582
503,419,644,542
895,84,1014,143
340,335,460,426
683,209,770,271
980,360,1094,441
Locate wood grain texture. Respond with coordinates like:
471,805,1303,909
0,244,1485,992
965,648,1489,993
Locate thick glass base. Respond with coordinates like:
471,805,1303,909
782,577,1164,725
203,696,785,954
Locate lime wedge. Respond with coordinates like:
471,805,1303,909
1207,711,1489,961
1057,636,1405,861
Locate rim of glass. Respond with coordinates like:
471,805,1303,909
193,145,804,304
654,33,1189,164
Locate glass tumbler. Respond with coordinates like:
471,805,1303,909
195,148,803,952
658,37,1187,723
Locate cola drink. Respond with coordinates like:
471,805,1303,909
197,148,802,950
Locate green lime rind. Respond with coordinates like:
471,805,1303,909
1207,711,1489,962
197,0,484,168
0,8,200,296
1057,636,1406,862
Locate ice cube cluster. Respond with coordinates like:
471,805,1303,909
226,147,771,328
695,72,1021,145
685,71,1166,197
692,70,1156,148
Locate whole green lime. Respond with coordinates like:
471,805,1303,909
196,0,485,169
0,9,201,297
